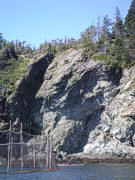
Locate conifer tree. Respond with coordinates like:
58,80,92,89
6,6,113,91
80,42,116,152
113,7,124,37
125,0,135,37
80,25,97,57
125,0,135,62
0,33,6,49
100,15,112,42
98,15,112,54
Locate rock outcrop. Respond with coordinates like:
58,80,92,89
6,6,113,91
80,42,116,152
6,53,54,132
1,49,135,161
83,66,135,159
31,49,122,155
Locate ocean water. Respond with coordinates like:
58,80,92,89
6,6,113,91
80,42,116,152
0,163,135,180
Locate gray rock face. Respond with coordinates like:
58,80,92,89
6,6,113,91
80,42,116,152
83,66,135,159
1,49,135,160
31,49,121,154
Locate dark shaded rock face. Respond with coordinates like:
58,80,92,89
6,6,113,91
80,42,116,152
7,53,54,132
1,49,135,160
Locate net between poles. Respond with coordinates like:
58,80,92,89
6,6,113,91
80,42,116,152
0,123,57,173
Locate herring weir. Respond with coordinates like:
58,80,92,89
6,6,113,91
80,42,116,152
0,122,57,173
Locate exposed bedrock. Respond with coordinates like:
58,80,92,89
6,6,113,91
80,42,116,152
83,66,135,159
31,49,122,155
2,49,135,160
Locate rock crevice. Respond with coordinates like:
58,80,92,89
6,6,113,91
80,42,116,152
7,53,54,132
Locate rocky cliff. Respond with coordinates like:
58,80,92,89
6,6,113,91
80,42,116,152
83,66,135,160
0,49,135,160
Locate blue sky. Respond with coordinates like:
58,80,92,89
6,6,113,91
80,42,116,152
0,0,131,47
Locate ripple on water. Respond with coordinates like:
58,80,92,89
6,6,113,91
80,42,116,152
0,164,135,180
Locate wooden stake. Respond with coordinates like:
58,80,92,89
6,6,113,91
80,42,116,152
20,123,24,171
10,137,13,170
51,137,56,169
49,136,52,169
33,140,36,169
7,121,12,173
7,146,10,173
46,135,49,169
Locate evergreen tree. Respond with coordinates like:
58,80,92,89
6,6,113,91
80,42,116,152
97,15,112,54
108,8,126,67
125,0,135,37
0,33,6,49
80,25,97,57
100,15,112,42
125,0,135,62
112,7,124,37
80,25,97,43
97,17,101,40
3,42,17,59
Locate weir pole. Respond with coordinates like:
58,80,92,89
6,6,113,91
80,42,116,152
10,137,13,170
46,135,49,169
49,135,52,169
7,121,12,173
49,136,51,169
33,139,36,169
20,123,24,171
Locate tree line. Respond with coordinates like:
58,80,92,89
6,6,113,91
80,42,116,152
80,0,135,68
38,37,78,54
0,35,34,62
0,0,134,69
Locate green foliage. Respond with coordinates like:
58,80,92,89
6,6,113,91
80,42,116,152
0,33,6,50
81,41,96,58
0,0,135,96
0,34,36,96
100,15,112,42
112,7,124,37
2,42,17,59
81,1,135,68
0,57,31,95
125,0,135,36
92,53,117,66
80,25,97,58
80,25,97,42
124,0,135,63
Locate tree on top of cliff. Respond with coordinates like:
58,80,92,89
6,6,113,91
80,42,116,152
0,33,6,50
112,7,124,37
125,0,135,37
80,25,97,57
125,0,135,62
100,15,112,42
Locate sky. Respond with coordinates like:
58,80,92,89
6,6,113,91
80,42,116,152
0,0,132,47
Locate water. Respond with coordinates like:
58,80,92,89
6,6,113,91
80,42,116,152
0,164,135,180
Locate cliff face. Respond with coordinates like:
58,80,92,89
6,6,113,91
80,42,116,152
1,49,135,159
83,66,135,159
0,53,54,132
32,49,121,155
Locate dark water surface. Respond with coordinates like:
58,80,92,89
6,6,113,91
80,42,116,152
0,163,135,180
